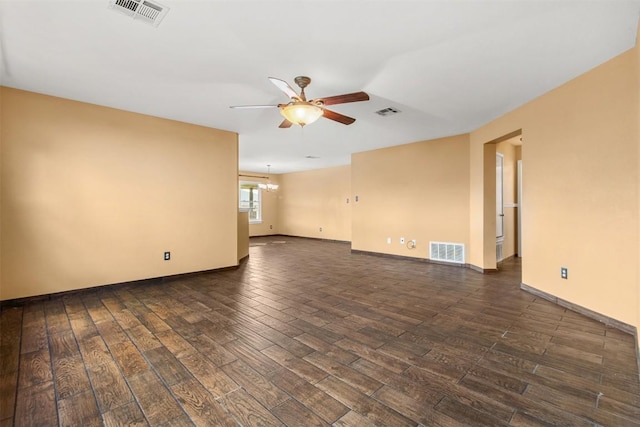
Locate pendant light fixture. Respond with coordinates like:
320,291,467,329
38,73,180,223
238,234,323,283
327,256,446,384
258,165,279,191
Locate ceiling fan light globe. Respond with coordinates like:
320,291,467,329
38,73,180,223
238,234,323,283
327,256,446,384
280,103,323,127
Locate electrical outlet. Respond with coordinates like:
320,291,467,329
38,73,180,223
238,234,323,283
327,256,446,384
164,251,170,261
355,195,359,202
561,267,568,279
319,227,322,232
270,224,273,229
387,237,391,244
400,237,405,244
346,198,349,204
411,239,416,246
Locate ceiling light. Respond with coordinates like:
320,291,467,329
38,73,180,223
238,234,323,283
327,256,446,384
280,102,323,127
257,165,279,191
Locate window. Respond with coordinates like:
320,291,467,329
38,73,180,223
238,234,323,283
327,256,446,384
239,181,261,223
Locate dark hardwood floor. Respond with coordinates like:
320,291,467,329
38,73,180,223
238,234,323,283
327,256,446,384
1,236,639,426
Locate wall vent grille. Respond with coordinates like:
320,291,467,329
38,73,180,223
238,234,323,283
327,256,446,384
109,0,169,27
429,242,465,264
496,240,504,262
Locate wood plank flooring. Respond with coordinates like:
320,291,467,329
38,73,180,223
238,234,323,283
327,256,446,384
1,236,639,426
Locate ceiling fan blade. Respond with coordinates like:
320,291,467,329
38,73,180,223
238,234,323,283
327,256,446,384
269,77,300,100
322,109,356,125
230,104,278,109
316,91,369,106
279,119,293,128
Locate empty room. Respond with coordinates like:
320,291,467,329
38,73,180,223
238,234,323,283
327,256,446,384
1,1,640,426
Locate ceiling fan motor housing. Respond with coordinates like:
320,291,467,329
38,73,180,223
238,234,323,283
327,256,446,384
294,76,312,89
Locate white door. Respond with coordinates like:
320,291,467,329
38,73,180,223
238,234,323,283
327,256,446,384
496,153,504,239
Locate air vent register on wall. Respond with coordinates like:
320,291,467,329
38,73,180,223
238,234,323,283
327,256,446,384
109,0,169,27
430,242,465,264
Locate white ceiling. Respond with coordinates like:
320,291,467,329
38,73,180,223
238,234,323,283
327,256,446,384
1,1,638,173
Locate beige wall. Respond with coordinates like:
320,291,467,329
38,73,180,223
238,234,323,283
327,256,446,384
470,47,639,331
637,23,640,342
237,211,249,261
239,171,280,237
351,135,470,259
1,88,239,300
278,165,351,241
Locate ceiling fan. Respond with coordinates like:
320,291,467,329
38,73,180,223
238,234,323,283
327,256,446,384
230,76,369,128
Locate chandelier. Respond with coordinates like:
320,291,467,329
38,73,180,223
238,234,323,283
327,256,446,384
258,165,279,191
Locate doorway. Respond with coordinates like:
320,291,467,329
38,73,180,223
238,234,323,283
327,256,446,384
483,130,522,269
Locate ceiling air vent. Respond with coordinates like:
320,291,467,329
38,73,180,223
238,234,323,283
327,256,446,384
109,0,169,27
375,107,401,117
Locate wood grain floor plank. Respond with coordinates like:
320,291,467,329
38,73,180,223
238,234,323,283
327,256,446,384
223,339,282,376
435,396,509,427
57,388,102,427
125,325,162,352
50,330,80,362
110,340,149,377
3,238,639,426
86,360,133,413
18,349,52,387
404,365,516,423
271,398,329,427
53,356,92,399
127,370,186,425
224,323,274,350
44,301,72,335
304,351,382,395
171,378,238,427
335,338,410,374
0,372,17,420
78,335,112,368
14,381,57,427
20,321,48,355
155,329,198,359
266,367,349,423
353,358,444,404
178,352,239,398
217,388,284,427
262,344,328,384
138,312,171,334
221,359,289,409
459,372,596,427
372,385,461,427
96,320,130,347
316,375,416,427
187,334,237,367
333,410,379,427
68,312,99,342
144,346,192,386
110,309,143,331
255,313,303,338
102,401,148,427
294,333,359,365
